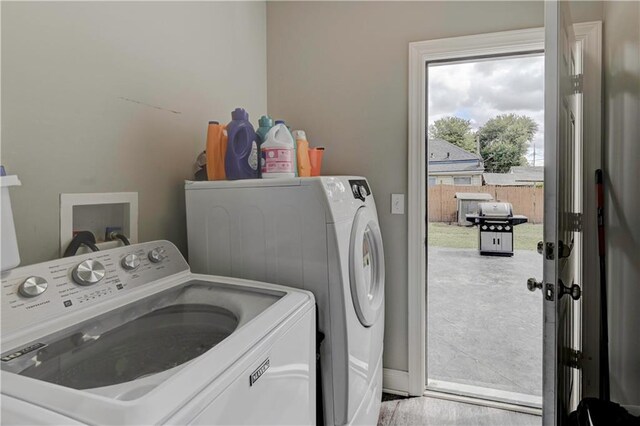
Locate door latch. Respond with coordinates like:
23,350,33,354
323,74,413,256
527,278,557,301
545,283,555,301
545,242,555,260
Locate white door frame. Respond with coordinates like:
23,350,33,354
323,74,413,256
406,23,602,399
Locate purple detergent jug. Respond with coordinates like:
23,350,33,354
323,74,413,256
225,108,259,180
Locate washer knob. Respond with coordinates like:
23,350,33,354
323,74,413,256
121,254,141,271
359,185,368,198
148,248,166,263
19,276,48,298
72,260,106,286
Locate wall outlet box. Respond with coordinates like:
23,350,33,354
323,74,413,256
60,192,138,256
391,194,405,215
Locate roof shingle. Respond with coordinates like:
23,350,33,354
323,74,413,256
428,138,484,174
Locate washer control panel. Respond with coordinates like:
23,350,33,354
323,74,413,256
1,241,189,335
121,254,141,271
72,259,107,286
18,276,48,298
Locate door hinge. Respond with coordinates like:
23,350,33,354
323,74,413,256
567,212,583,232
564,348,584,370
571,74,584,94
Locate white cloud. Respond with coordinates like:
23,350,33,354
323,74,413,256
428,55,544,166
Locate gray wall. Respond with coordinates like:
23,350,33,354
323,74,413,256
266,1,603,372
5,0,633,399
1,2,267,265
603,0,640,406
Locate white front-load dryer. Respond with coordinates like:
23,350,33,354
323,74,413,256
1,241,316,425
186,176,385,425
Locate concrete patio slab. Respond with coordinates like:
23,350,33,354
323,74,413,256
427,247,543,397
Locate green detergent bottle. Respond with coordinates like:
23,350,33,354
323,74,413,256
257,115,274,145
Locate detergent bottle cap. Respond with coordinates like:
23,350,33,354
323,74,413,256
209,120,219,125
274,120,285,125
231,108,249,121
293,130,307,140
259,115,274,128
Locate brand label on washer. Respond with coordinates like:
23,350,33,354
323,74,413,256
250,358,270,386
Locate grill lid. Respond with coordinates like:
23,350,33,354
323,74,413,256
478,202,513,218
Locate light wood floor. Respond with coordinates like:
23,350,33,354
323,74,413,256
378,395,542,426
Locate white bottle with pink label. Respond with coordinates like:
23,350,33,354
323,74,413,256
260,123,296,178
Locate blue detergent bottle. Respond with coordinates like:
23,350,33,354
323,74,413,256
275,120,298,176
225,108,259,180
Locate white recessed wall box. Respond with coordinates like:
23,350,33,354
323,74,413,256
59,192,138,256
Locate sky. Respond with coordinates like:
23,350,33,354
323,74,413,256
428,54,544,167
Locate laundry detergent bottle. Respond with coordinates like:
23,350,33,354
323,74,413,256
261,123,295,178
206,121,228,181
275,120,298,176
225,108,259,180
293,130,312,177
256,115,274,145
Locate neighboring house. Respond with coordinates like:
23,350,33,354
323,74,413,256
482,166,544,186
428,138,484,186
509,166,544,183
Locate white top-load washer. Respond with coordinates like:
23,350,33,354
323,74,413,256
186,176,385,426
1,240,316,425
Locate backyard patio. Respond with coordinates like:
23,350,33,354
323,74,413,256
427,223,543,400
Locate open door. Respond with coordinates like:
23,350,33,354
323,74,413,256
539,1,583,424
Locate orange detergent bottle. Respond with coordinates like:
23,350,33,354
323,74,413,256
293,130,312,177
206,121,228,180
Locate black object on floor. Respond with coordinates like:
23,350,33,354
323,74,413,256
569,398,640,426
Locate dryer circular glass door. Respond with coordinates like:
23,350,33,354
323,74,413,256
349,206,385,327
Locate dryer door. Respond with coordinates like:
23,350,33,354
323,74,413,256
349,206,385,327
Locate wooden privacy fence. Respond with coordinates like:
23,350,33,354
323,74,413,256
428,184,544,224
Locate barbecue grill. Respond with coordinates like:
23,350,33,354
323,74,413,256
465,202,528,256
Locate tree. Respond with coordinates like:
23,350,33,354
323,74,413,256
428,117,476,153
477,114,538,173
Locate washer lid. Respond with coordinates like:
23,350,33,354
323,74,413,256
349,206,385,327
1,281,282,393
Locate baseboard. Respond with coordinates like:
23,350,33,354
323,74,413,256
383,368,409,396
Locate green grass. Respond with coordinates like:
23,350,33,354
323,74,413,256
428,222,543,251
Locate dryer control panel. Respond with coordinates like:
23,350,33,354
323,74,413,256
348,179,371,201
1,241,189,336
